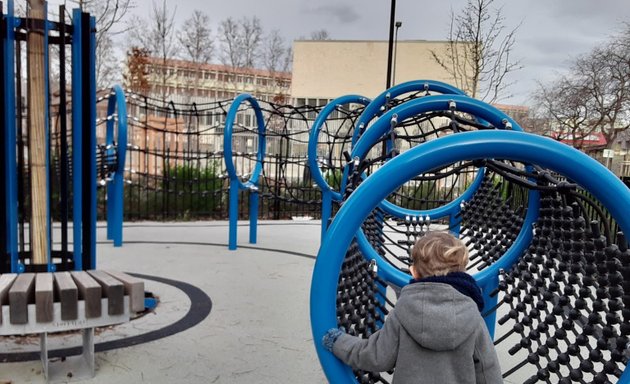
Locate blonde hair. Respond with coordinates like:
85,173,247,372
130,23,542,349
411,231,469,278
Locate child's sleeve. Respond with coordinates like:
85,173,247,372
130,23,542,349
473,322,503,383
331,311,401,372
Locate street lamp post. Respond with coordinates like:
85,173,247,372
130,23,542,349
392,21,402,86
385,0,397,90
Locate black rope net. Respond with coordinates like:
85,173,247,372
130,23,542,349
89,88,474,221
334,156,630,383
92,91,360,220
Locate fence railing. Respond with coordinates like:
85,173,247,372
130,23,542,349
92,91,479,221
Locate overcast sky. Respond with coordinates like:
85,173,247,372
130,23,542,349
33,0,629,105
132,0,627,106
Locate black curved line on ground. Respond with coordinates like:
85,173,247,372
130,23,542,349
97,240,317,260
0,274,212,363
96,221,321,229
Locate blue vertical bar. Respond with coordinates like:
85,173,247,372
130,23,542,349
248,189,257,244
228,182,239,250
4,0,19,273
43,2,53,272
106,84,127,247
320,190,332,242
449,214,461,236
106,92,115,241
71,8,83,270
88,15,97,268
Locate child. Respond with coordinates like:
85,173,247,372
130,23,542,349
322,231,502,383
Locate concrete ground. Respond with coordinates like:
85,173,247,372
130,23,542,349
1,220,326,384
0,220,529,384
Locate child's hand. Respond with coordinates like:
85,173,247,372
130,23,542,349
322,328,344,352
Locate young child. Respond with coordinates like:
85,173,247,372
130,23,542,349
322,231,502,383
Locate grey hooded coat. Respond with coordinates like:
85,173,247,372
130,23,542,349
332,282,503,384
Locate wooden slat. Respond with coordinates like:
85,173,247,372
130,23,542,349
0,274,18,324
104,270,145,313
9,273,35,324
88,270,124,315
35,273,53,323
54,272,78,320
70,271,101,318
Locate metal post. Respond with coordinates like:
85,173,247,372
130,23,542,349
249,189,258,244
228,181,239,250
385,0,396,90
71,8,83,270
2,0,20,273
392,21,402,86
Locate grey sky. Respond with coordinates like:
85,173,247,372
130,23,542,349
137,0,628,106
38,0,623,106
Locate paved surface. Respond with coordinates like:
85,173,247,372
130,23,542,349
0,220,526,384
1,220,326,384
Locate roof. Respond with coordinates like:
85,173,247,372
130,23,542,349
552,131,607,148
144,57,291,80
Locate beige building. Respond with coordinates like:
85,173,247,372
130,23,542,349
291,40,461,101
136,57,291,103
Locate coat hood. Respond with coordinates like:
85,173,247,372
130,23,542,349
394,282,482,351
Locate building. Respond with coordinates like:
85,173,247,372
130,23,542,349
291,39,469,102
137,57,291,103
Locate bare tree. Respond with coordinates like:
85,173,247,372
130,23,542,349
310,29,331,40
217,16,263,91
262,30,290,74
179,10,213,64
577,29,630,147
128,0,179,100
534,25,630,150
534,76,597,149
262,30,291,103
431,0,521,102
178,10,213,98
72,0,135,88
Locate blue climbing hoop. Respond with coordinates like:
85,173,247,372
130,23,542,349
349,94,524,231
308,94,371,239
224,93,266,250
310,130,630,384
105,84,128,247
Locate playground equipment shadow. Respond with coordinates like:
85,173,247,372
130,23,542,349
1,220,524,384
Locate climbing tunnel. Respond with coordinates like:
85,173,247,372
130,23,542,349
309,88,630,384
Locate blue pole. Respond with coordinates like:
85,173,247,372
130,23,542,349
228,182,239,250
88,15,97,268
320,190,332,241
4,0,19,273
71,9,83,270
249,188,258,244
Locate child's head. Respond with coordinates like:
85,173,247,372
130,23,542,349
410,231,468,279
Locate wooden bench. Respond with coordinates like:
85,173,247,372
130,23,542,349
0,270,144,383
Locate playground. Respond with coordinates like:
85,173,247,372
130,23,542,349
1,2,630,384
2,220,326,383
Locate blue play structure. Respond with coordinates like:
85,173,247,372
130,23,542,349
223,93,266,250
309,83,630,383
0,2,126,273
308,80,482,240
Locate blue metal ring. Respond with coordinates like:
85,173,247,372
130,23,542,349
346,94,523,221
308,94,371,200
311,130,630,383
351,80,468,147
223,94,266,190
